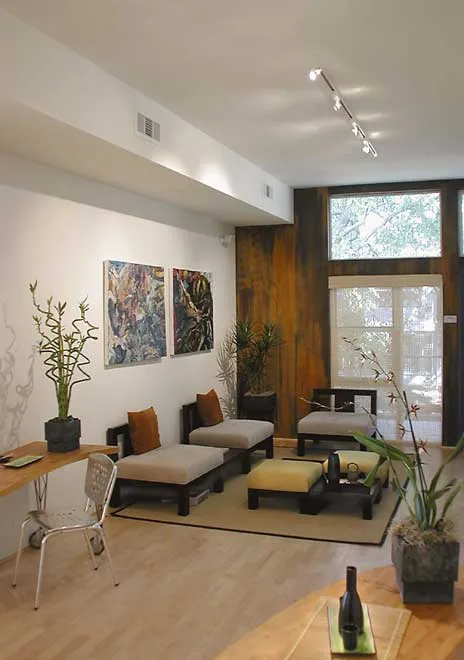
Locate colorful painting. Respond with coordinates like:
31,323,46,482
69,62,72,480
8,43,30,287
104,260,166,365
172,268,213,355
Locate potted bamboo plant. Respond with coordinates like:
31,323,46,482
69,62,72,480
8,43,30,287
346,337,463,604
30,281,98,453
217,319,280,421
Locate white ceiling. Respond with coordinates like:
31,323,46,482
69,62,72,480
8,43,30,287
2,0,464,188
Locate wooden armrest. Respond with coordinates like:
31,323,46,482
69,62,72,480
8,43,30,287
106,423,133,457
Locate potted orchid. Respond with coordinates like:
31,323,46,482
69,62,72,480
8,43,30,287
345,337,463,604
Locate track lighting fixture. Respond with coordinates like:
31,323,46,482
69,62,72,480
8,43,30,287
308,68,378,158
308,68,322,81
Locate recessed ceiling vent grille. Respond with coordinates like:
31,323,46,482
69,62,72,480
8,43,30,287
137,112,160,142
263,183,274,201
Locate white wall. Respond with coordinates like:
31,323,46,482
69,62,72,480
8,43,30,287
0,8,293,222
0,155,236,558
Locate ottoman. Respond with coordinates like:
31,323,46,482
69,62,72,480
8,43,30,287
247,459,325,514
322,450,389,486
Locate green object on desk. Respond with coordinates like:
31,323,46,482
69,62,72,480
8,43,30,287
4,455,44,468
328,602,376,655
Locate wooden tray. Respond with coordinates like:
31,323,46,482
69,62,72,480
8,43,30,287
284,597,411,660
327,602,375,655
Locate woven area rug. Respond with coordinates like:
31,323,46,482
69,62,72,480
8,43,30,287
112,453,407,546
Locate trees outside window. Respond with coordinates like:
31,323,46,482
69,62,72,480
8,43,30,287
329,192,441,260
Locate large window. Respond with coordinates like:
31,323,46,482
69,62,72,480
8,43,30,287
330,275,442,442
329,192,441,260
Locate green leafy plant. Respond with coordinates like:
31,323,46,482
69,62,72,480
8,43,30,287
30,282,98,420
345,337,464,536
217,319,280,416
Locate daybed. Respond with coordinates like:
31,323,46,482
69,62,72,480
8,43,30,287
107,422,225,516
182,400,274,474
297,388,377,456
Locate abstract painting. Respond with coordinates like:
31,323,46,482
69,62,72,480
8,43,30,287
104,260,166,365
172,268,213,355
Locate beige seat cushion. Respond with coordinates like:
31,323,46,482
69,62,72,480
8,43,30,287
297,411,376,437
189,419,273,449
248,459,322,493
117,444,224,485
322,450,389,484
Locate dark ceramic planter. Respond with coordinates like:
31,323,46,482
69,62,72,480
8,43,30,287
392,532,460,604
45,417,81,453
241,391,277,423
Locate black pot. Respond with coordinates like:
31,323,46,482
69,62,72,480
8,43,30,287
392,532,460,603
45,417,81,453
240,391,277,423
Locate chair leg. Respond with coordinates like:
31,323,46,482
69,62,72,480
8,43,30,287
265,437,274,459
34,533,51,610
96,526,119,587
297,436,306,457
241,453,251,474
248,491,259,509
84,530,98,570
12,516,31,587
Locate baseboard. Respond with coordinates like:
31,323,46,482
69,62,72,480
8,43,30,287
274,437,297,448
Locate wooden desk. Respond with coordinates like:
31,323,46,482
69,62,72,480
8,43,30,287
215,565,464,660
0,441,118,502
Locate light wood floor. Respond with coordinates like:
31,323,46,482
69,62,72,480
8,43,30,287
0,445,462,660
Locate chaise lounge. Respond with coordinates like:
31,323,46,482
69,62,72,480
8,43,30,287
182,394,274,474
107,409,226,516
297,388,377,456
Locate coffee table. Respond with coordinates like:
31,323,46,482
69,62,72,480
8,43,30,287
325,475,383,520
214,565,464,660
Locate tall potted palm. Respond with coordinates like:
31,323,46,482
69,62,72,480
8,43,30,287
30,282,98,452
217,319,280,421
346,338,463,603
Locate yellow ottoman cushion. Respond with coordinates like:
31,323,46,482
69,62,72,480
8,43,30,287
323,450,389,484
248,459,322,493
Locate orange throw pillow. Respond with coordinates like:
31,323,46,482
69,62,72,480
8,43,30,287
196,389,224,426
127,406,161,454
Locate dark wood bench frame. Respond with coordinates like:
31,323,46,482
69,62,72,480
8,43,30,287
107,423,224,516
297,388,377,457
181,402,274,474
248,477,326,515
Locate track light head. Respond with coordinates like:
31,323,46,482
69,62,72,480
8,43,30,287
308,68,322,81
307,67,378,158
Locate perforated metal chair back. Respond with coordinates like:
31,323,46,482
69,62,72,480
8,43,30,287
84,453,117,522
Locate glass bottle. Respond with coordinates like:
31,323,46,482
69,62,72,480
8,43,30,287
338,566,364,633
327,452,341,490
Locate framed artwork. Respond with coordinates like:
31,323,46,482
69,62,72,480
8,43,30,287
104,260,166,365
172,268,213,355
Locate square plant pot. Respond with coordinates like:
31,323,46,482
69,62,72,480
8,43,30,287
392,532,460,604
45,417,81,453
241,391,276,423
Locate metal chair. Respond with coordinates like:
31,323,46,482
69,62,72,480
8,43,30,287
12,453,119,609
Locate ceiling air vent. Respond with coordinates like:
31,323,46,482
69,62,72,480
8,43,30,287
136,112,160,142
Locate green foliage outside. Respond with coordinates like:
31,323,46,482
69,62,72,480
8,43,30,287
330,192,441,260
